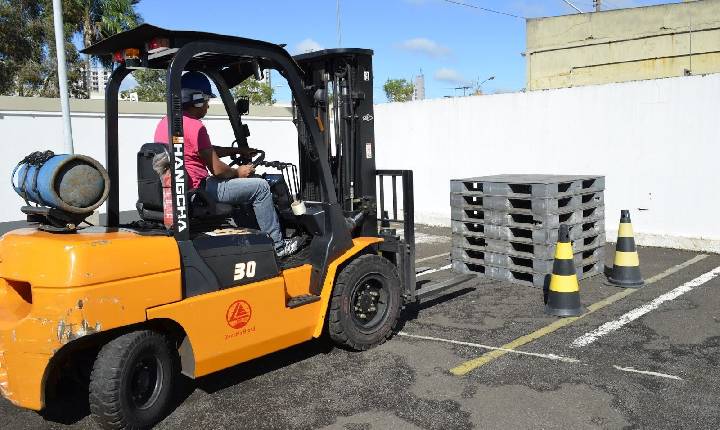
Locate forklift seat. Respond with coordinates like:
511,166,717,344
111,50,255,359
136,143,232,223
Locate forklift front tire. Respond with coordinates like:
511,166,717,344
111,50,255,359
328,254,402,351
89,330,177,430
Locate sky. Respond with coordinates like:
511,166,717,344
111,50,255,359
132,0,682,103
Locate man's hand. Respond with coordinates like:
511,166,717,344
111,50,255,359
237,164,255,178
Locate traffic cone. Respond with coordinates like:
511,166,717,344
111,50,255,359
545,224,583,317
607,210,644,287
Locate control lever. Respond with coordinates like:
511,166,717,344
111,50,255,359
345,211,365,231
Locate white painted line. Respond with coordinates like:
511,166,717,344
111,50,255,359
398,332,582,364
397,230,448,245
644,254,709,284
613,365,683,381
572,265,720,348
416,252,450,263
416,264,451,278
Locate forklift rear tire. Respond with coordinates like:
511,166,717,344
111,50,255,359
89,330,176,430
328,254,402,351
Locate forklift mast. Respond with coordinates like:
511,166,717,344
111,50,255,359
294,49,423,302
294,49,378,239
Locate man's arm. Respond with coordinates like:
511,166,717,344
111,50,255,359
196,125,253,178
199,148,254,179
212,146,258,158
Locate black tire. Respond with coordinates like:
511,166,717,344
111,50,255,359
328,254,402,351
89,331,176,430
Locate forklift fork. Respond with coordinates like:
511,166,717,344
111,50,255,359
376,170,475,305
376,170,417,303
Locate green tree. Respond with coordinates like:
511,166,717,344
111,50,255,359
0,0,85,97
129,68,164,101
0,0,141,98
383,78,414,102
231,77,275,106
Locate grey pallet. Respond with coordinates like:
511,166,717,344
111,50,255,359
450,175,605,198
451,191,604,215
452,233,605,259
451,205,605,229
451,247,604,275
451,219,605,245
451,259,604,288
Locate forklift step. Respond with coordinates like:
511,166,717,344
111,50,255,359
286,294,321,309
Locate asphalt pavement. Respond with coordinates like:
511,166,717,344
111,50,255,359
2,224,719,429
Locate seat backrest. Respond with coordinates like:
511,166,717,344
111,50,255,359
136,142,233,224
136,143,168,221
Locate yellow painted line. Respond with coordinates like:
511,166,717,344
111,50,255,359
450,254,709,376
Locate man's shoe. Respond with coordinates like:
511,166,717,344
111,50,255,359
276,236,304,258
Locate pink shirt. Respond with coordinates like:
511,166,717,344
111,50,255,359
154,114,212,189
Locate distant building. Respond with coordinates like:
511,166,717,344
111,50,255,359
87,66,112,99
525,0,720,90
413,71,425,101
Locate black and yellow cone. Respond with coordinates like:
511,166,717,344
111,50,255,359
607,210,644,287
545,224,583,317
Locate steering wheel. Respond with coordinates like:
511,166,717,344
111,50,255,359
249,149,265,167
228,145,265,168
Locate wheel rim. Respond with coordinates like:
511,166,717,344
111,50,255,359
129,354,164,411
350,274,390,331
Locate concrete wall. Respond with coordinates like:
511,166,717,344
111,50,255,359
526,0,720,90
0,96,297,223
3,73,719,253
374,73,720,253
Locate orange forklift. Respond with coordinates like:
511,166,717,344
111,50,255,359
0,25,470,429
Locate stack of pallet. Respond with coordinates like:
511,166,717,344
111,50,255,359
450,174,606,288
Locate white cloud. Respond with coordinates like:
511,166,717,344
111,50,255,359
434,68,468,85
397,38,451,58
295,38,323,54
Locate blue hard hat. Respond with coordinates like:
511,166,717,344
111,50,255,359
181,72,216,103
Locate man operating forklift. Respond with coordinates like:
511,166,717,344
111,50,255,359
154,71,302,257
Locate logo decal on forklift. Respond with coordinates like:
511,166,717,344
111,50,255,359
363,71,370,81
226,300,252,329
234,261,257,281
173,143,188,232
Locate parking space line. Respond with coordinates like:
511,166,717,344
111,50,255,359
613,365,683,381
572,264,720,348
416,252,450,263
417,264,451,278
398,332,581,363
399,332,684,381
449,254,708,376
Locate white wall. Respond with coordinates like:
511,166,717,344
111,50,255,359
374,74,720,253
2,74,718,252
0,110,298,222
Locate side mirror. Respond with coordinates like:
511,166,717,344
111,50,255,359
235,97,250,116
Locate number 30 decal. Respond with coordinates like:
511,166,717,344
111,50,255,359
234,261,257,281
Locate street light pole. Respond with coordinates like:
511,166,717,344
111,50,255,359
476,75,495,95
336,0,342,47
52,0,74,154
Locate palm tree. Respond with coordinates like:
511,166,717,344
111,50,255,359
76,0,141,90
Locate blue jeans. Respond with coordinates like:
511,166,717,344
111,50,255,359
205,176,282,248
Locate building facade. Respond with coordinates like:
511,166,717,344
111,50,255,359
86,66,113,99
413,72,425,101
526,0,720,90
